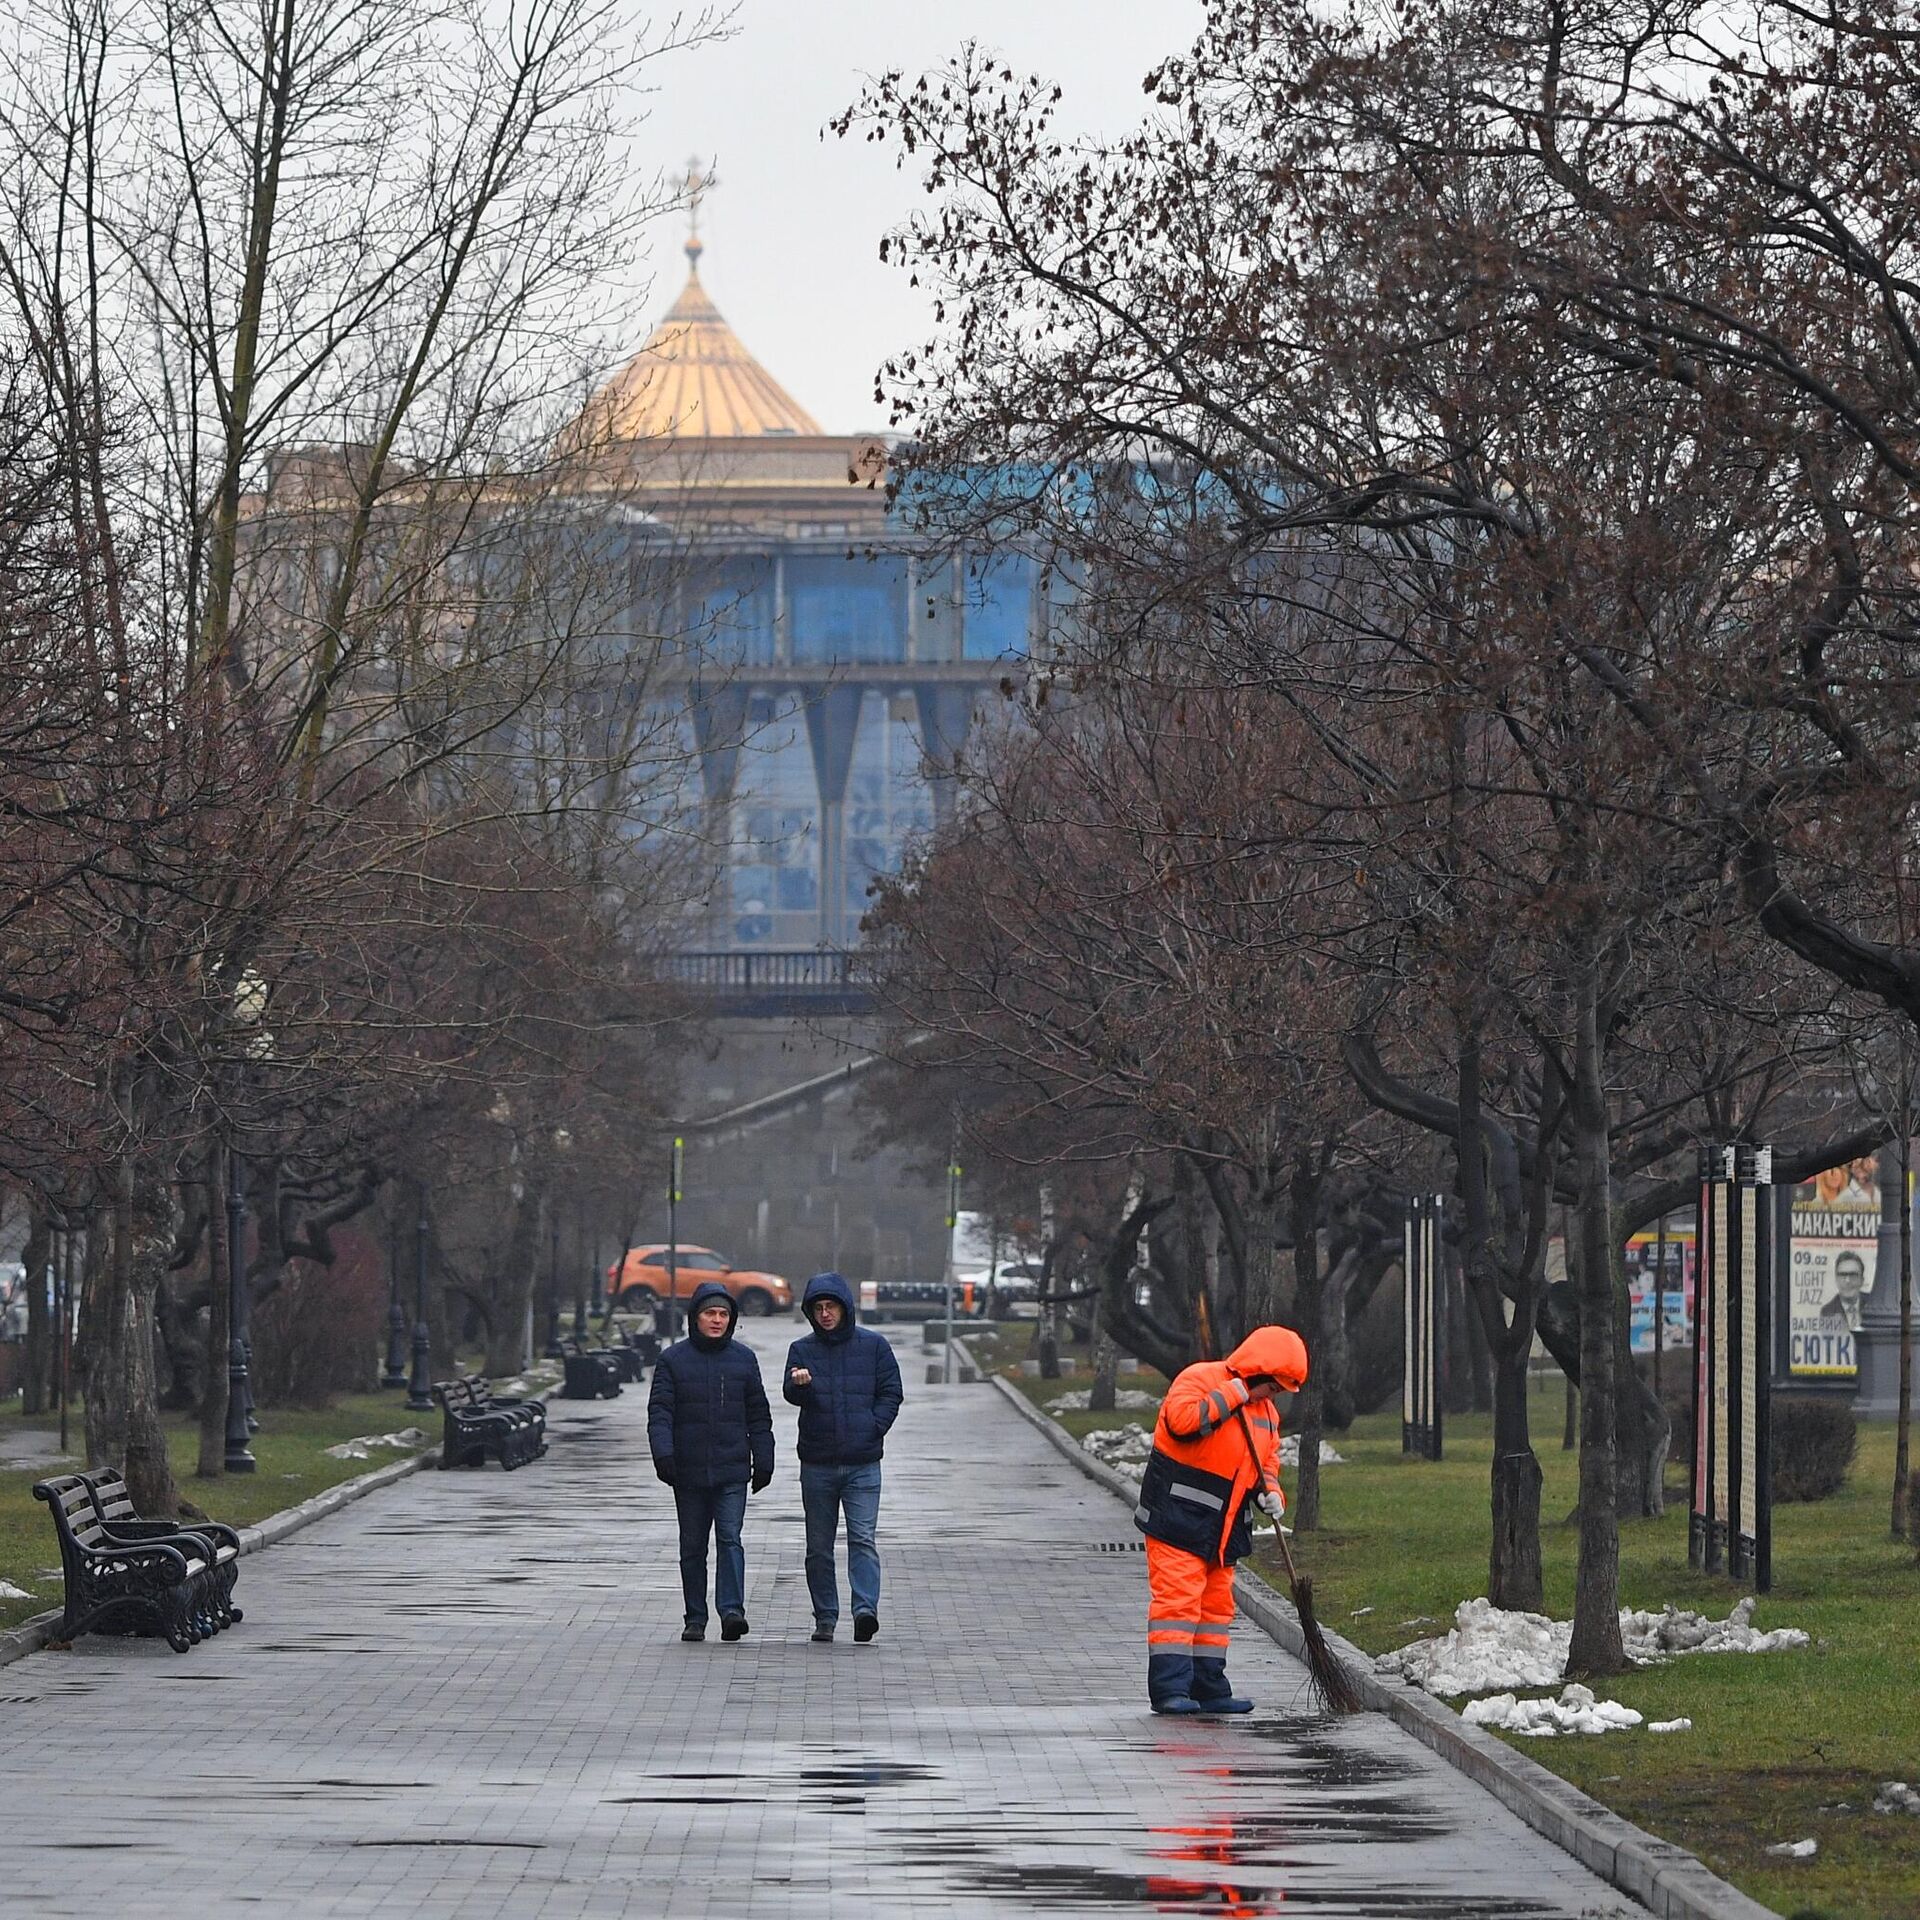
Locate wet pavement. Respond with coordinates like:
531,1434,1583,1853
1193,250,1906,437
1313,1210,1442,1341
0,1321,1641,1917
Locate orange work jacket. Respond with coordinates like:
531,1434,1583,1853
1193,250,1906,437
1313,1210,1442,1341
1133,1325,1309,1566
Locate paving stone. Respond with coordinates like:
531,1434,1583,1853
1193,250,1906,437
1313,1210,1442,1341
0,1321,1646,1917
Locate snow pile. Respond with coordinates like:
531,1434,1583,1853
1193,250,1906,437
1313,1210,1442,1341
1463,1684,1643,1737
1648,1718,1693,1734
1081,1424,1154,1471
1619,1594,1808,1660
1767,1839,1817,1860
1279,1434,1345,1467
0,1580,37,1601
1379,1596,1808,1697
1875,1782,1920,1816
1049,1388,1162,1417
323,1427,428,1461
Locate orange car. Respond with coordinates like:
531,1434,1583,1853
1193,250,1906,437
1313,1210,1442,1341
607,1244,793,1317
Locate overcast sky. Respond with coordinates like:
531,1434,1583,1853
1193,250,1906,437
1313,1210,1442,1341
635,1,1202,434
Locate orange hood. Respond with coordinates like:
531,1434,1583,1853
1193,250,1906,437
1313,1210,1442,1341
1225,1324,1309,1391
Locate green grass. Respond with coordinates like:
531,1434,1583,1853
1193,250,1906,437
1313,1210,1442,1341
1010,1347,1920,1920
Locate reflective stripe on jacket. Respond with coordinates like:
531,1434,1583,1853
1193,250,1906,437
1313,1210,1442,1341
1132,1325,1308,1567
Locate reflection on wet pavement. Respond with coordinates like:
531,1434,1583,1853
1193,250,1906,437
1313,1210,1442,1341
0,1322,1643,1917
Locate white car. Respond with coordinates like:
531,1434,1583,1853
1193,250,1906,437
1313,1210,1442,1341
957,1261,1046,1314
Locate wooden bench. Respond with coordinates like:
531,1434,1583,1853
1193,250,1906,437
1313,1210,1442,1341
560,1340,623,1400
84,1468,243,1632
32,1472,225,1652
433,1376,547,1469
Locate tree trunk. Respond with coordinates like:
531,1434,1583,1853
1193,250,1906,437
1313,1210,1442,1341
1566,968,1626,1678
483,1186,544,1376
1036,1183,1062,1379
1088,1287,1118,1412
1563,1375,1578,1450
197,1146,230,1478
1895,1118,1912,1540
1289,1152,1326,1532
1318,1245,1359,1429
1489,1336,1544,1611
84,1154,135,1473
1240,1178,1283,1333
1464,1253,1493,1415
21,1203,51,1416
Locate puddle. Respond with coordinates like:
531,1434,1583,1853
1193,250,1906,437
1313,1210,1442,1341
349,1838,545,1850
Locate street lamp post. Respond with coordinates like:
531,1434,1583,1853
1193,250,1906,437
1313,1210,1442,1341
405,1194,435,1412
383,1205,409,1388
665,1135,683,1342
223,1146,256,1473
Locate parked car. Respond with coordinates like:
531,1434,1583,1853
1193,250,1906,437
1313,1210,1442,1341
607,1245,793,1317
956,1260,1045,1317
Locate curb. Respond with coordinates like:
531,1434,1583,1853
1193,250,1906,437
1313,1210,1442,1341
0,1443,441,1674
986,1371,1780,1920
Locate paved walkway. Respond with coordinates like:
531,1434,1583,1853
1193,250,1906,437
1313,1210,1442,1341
0,1323,1640,1918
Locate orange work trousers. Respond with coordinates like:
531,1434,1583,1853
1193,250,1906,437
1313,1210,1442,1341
1145,1535,1235,1659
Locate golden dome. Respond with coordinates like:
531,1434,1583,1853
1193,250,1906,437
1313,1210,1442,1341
576,248,822,443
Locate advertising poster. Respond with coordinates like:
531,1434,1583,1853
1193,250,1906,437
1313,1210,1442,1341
1623,1231,1695,1356
1788,1159,1881,1378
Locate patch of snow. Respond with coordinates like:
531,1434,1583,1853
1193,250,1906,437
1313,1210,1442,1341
1080,1424,1154,1471
1875,1782,1920,1815
1379,1595,1808,1697
1766,1839,1817,1860
1350,1606,1374,1618
1648,1718,1692,1734
1463,1684,1643,1737
1279,1434,1345,1466
323,1427,427,1461
0,1580,37,1601
496,1378,531,1395
1048,1388,1162,1416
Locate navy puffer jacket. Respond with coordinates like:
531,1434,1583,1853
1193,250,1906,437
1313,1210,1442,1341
783,1272,904,1467
648,1283,774,1488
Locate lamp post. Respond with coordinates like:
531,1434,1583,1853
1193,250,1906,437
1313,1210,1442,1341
223,1145,256,1473
382,1203,409,1388
665,1134,683,1341
588,1228,603,1322
405,1193,435,1412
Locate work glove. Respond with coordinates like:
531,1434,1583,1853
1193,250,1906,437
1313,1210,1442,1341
1258,1486,1287,1525
653,1456,676,1485
751,1466,773,1494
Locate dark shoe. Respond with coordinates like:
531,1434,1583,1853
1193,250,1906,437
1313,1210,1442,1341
852,1612,878,1643
681,1623,705,1642
1151,1695,1206,1715
811,1622,835,1643
1190,1656,1253,1713
720,1613,749,1641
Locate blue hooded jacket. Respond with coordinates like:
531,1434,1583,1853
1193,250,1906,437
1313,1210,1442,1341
782,1272,904,1467
647,1281,774,1488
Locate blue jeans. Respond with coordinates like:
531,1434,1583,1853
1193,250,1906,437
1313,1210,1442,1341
673,1481,748,1625
800,1462,882,1625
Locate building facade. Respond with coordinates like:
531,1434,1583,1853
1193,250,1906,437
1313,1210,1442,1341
584,233,1044,952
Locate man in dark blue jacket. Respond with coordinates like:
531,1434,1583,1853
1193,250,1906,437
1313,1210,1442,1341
783,1272,903,1643
648,1282,774,1642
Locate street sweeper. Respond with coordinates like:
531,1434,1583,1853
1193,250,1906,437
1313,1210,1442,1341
1133,1324,1309,1715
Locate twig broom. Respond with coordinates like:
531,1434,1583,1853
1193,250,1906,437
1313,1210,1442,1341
1233,1404,1366,1716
